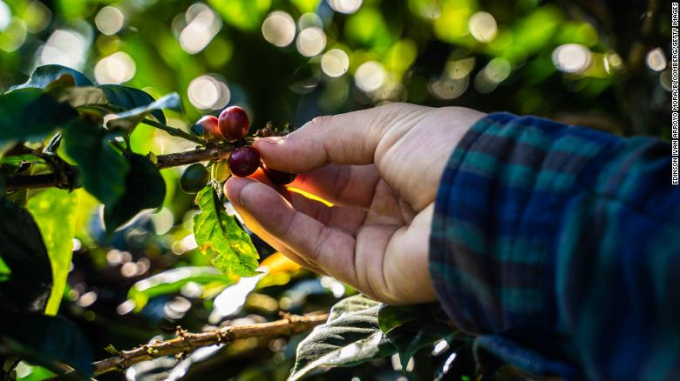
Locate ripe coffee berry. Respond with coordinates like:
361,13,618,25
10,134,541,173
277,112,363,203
180,163,210,193
263,165,296,185
219,106,249,142
228,146,260,177
196,115,222,140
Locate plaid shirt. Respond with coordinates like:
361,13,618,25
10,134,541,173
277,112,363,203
430,113,680,380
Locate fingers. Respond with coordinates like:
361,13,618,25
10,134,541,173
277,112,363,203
381,204,436,304
250,166,368,232
226,189,325,274
226,170,323,272
289,164,380,209
254,103,432,174
225,177,360,285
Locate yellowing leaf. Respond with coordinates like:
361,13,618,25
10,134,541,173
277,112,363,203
27,188,79,315
193,186,259,276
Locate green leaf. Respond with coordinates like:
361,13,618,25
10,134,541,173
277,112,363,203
0,199,52,313
27,188,79,315
106,93,181,131
0,153,41,169
48,86,109,109
103,154,166,233
0,88,78,144
99,85,166,125
387,319,454,370
193,186,259,276
62,118,129,206
0,254,10,282
289,295,396,380
378,304,456,369
9,64,93,90
16,364,56,381
208,0,271,31
128,266,235,311
1,313,93,378
103,344,119,355
378,304,424,333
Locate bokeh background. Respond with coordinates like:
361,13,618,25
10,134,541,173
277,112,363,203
0,0,671,380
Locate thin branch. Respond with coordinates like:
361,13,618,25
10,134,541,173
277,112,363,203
92,313,329,377
3,144,237,190
154,143,236,168
3,173,59,190
141,118,208,146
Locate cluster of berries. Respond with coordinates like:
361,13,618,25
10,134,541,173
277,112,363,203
180,106,296,194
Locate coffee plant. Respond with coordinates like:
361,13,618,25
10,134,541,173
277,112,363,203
0,65,477,381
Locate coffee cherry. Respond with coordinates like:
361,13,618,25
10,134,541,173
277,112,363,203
180,163,210,194
219,106,249,142
190,123,203,137
263,165,296,185
228,146,260,177
196,115,222,140
213,160,231,182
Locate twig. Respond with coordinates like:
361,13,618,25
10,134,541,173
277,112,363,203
142,118,208,146
92,313,329,376
154,143,236,168
4,173,59,190
3,144,237,190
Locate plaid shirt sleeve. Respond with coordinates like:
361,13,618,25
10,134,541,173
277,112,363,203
430,112,680,380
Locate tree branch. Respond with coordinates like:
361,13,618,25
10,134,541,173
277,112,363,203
92,313,329,377
154,143,236,168
3,144,237,191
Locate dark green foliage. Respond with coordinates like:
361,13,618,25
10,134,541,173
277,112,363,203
0,88,78,144
106,93,181,131
62,118,129,206
0,199,52,313
99,84,167,124
10,65,94,90
1,313,93,378
103,153,166,233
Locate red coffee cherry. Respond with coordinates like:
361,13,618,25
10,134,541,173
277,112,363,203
197,115,222,140
219,106,249,142
228,146,260,177
263,165,296,185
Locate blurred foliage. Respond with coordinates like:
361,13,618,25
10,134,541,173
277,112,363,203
0,0,671,136
0,0,671,380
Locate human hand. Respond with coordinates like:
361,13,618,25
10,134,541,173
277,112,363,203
225,103,485,305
